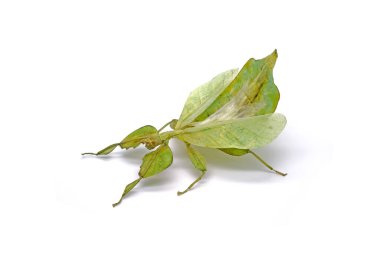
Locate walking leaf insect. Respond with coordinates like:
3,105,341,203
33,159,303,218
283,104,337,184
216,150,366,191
82,50,287,207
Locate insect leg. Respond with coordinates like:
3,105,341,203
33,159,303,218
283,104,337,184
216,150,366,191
177,143,207,196
112,177,142,207
158,119,177,132
177,171,206,196
248,150,287,176
81,143,120,156
113,143,173,207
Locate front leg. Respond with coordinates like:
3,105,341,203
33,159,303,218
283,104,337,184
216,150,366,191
113,143,174,207
177,143,207,196
82,125,163,156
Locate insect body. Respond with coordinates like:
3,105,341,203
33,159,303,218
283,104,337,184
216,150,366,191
82,50,287,207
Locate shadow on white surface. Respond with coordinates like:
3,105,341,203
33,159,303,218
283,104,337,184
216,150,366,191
77,122,328,209
80,134,302,189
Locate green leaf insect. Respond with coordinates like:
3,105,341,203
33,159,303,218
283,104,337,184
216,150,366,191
82,50,287,207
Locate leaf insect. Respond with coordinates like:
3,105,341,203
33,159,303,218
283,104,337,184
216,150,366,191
82,50,287,207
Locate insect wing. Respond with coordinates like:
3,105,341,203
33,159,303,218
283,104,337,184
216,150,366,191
175,69,239,129
195,50,279,126
178,113,286,149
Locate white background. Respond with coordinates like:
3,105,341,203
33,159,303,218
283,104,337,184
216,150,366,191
1,0,379,252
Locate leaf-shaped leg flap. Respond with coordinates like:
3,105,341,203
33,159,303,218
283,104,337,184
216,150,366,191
139,144,173,178
120,125,162,150
112,144,173,207
82,125,162,156
177,143,207,196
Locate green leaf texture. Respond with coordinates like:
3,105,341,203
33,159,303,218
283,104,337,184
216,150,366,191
139,144,173,178
120,125,161,150
175,69,239,129
196,50,279,125
186,144,207,171
177,113,286,149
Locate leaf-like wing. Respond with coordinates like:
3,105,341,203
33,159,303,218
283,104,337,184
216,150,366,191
175,69,239,129
232,77,280,118
195,50,279,125
177,113,286,149
249,80,280,116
